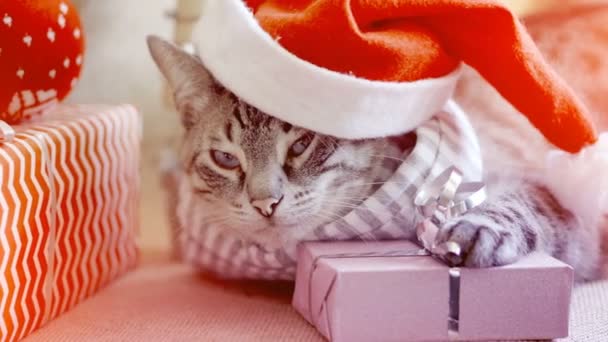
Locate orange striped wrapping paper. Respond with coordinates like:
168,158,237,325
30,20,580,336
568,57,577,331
0,104,141,342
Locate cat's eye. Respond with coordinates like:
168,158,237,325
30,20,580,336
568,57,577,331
289,134,314,158
211,150,240,170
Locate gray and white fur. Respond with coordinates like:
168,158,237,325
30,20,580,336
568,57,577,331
148,36,602,281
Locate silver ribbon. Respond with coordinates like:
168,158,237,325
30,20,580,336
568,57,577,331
413,167,487,337
414,167,487,265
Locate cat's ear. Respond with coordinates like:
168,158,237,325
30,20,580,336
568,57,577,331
147,35,218,128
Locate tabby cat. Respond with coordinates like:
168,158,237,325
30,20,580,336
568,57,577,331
148,37,603,281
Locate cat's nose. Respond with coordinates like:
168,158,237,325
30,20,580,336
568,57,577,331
251,196,283,218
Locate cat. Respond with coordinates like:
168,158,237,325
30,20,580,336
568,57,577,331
148,36,603,282
149,38,407,251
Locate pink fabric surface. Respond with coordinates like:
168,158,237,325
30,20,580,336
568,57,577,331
22,260,608,342
24,261,323,341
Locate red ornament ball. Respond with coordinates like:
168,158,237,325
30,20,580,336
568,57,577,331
0,0,85,124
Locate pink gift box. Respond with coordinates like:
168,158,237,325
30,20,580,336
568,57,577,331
292,241,573,342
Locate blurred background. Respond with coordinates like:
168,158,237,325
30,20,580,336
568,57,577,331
65,0,601,258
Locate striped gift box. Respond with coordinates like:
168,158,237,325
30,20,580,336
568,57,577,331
0,104,141,342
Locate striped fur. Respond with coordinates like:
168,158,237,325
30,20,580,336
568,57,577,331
437,180,601,281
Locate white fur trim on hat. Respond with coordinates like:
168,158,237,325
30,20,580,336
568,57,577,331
195,0,462,139
543,133,608,230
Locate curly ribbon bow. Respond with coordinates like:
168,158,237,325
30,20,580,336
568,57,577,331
414,166,487,265
413,167,487,336
301,167,488,340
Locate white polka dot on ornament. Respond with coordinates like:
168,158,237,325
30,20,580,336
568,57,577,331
37,89,58,102
23,34,33,47
59,2,69,15
47,28,56,42
3,14,12,27
22,91,35,106
58,14,66,28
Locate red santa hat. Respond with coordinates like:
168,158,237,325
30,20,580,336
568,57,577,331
194,0,598,153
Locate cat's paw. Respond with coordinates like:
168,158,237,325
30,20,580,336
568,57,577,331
436,219,522,268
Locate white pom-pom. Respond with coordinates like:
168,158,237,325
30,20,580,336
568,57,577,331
542,133,608,228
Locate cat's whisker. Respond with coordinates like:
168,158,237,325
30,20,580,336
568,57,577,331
341,181,389,187
312,210,343,223
318,200,368,210
324,194,373,202
325,194,369,200
336,192,372,201
312,212,340,222
322,204,362,211
320,202,365,211
320,200,390,218
321,199,366,208
362,153,410,163
339,179,416,190
337,182,388,191
326,200,368,207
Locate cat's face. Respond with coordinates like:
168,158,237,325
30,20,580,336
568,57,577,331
181,95,392,246
148,37,399,247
